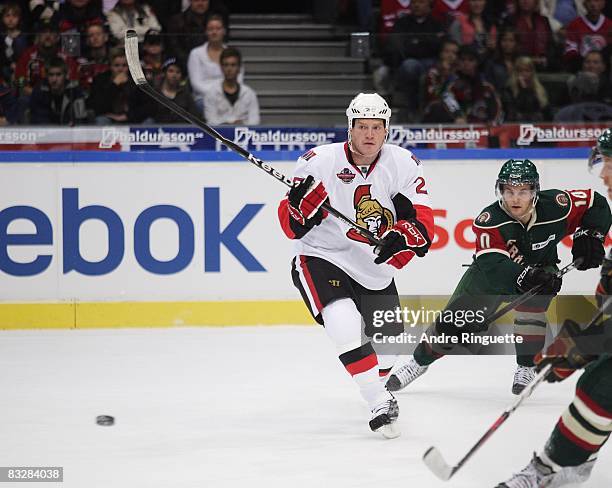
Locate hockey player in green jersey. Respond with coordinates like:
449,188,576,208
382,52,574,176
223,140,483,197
495,131,612,488
387,157,611,395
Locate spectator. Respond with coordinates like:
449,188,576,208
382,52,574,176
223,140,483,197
379,0,412,44
483,28,519,92
129,56,198,123
384,0,444,118
502,56,551,121
582,49,612,102
422,39,459,121
29,0,61,25
77,22,111,95
554,70,612,121
540,0,585,36
187,13,243,108
145,0,182,30
107,0,161,43
1,2,29,81
431,0,469,26
15,19,78,96
54,0,106,56
427,45,502,123
0,76,18,124
563,0,612,73
141,28,165,85
84,21,109,63
167,0,230,66
505,0,555,70
88,47,131,124
448,0,497,60
29,56,87,124
202,47,259,126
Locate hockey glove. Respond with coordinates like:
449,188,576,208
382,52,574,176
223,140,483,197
515,266,562,295
534,319,595,383
374,219,431,269
572,228,605,270
287,175,328,226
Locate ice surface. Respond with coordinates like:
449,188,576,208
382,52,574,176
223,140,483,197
0,326,609,488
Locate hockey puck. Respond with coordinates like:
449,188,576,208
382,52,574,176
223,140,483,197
96,415,114,426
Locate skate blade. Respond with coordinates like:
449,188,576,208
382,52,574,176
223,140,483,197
377,423,401,439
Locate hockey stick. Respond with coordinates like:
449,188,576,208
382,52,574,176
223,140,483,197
123,30,383,246
582,295,612,330
482,259,582,327
422,362,553,481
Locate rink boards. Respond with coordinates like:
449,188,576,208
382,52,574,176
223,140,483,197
0,150,607,328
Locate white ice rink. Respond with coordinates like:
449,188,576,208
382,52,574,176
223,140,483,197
1,326,610,488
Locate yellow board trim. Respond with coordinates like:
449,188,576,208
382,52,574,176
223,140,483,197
0,301,315,329
0,296,597,330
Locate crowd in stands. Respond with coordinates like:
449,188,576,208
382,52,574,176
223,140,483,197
0,0,259,126
375,0,612,123
0,0,610,126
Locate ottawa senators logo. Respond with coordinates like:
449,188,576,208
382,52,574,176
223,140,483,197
346,185,394,243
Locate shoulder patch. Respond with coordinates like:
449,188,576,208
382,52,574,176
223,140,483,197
476,211,491,224
300,149,316,161
555,193,569,207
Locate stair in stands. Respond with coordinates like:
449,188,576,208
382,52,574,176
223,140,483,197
232,41,348,58
259,108,347,126
257,90,357,109
231,23,345,41
245,57,364,75
229,13,370,126
244,75,373,92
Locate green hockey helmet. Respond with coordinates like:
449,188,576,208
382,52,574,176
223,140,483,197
589,128,612,172
496,159,540,213
496,159,540,193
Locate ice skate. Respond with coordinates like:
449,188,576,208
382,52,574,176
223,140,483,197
369,392,400,439
512,365,536,395
497,453,596,488
385,357,428,392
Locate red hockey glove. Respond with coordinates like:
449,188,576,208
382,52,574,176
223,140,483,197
534,319,596,383
287,175,328,226
374,219,431,269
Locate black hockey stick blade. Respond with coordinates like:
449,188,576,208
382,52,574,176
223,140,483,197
422,363,552,481
123,30,383,246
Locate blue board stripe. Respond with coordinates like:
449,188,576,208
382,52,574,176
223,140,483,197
0,147,590,163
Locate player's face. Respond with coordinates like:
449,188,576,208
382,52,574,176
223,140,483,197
110,56,128,77
191,0,209,14
87,25,107,48
2,9,20,30
469,0,486,15
165,65,182,85
585,0,604,16
599,155,612,199
501,184,535,220
583,52,605,76
221,56,240,82
206,19,225,43
350,119,387,157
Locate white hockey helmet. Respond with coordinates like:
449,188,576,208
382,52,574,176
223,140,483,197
346,92,391,130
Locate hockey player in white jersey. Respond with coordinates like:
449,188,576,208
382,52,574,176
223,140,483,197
277,93,434,437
